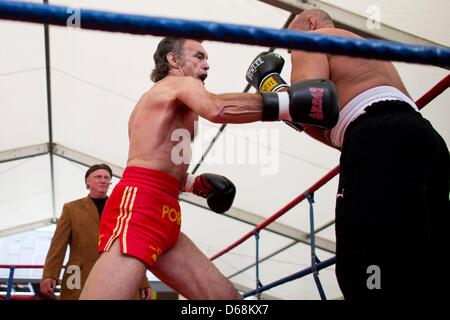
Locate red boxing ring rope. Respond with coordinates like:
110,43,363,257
0,264,45,269
416,74,450,109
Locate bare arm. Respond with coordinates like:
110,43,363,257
176,77,263,123
289,30,336,147
290,27,366,83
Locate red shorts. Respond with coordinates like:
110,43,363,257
98,166,181,268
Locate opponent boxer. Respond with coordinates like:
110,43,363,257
246,9,449,299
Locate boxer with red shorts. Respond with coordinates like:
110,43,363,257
80,38,278,300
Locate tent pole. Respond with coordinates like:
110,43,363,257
43,0,56,223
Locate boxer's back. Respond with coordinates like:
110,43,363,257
321,28,410,108
290,27,411,147
127,76,197,182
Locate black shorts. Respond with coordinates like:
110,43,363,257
335,100,449,300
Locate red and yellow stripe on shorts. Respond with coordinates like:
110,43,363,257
103,186,138,254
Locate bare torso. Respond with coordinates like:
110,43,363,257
325,29,409,107
127,76,197,184
290,28,410,147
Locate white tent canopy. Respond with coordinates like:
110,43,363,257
1,0,448,300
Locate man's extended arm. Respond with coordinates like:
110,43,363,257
175,77,263,124
176,76,338,127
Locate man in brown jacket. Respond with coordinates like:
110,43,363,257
40,164,152,300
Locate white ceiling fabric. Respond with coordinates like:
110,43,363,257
322,0,450,46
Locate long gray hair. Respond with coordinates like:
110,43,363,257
149,37,186,82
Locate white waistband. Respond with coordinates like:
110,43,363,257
330,86,418,148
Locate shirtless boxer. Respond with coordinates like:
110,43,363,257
80,37,340,299
246,9,449,299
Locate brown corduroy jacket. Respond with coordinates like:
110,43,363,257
42,196,151,300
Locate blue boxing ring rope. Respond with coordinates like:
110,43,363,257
0,0,449,68
1,0,449,300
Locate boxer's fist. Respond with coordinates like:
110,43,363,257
182,173,236,213
246,52,288,92
246,52,304,132
192,174,236,214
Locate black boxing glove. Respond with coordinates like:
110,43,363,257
182,173,236,214
261,79,340,129
246,52,289,93
246,52,304,132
